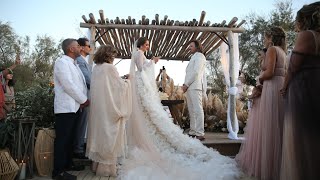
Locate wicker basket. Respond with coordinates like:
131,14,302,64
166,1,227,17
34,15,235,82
0,149,19,180
34,129,55,176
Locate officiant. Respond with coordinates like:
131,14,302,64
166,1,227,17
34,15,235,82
86,45,132,177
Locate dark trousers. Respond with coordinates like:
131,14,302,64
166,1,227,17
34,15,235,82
52,110,80,177
74,107,88,153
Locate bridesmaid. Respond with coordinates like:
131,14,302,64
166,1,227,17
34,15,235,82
258,26,287,180
280,2,320,180
236,48,266,177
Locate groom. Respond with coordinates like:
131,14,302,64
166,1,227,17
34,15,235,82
182,40,206,141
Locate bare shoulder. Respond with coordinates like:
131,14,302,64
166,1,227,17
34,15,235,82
266,46,277,56
294,30,316,54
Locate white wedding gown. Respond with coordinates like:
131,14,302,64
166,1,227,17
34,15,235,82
119,49,242,180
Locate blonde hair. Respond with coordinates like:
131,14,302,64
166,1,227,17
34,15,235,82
265,26,287,52
296,2,320,31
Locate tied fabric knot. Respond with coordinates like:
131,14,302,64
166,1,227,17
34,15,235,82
228,87,238,95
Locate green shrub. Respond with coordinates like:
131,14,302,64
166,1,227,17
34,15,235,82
7,80,54,128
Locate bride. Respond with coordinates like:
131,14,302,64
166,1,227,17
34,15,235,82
120,37,242,179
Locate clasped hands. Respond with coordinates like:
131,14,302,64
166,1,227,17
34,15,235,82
280,87,287,97
151,56,161,64
80,99,90,109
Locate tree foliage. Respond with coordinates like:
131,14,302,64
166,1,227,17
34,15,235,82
0,21,60,131
239,0,295,84
0,21,61,91
206,0,296,106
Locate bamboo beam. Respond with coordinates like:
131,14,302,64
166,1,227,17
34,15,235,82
80,23,245,33
157,19,174,57
164,21,183,57
113,56,215,61
205,18,237,56
127,16,135,51
155,14,159,25
148,20,156,53
154,15,169,56
236,20,246,27
99,10,105,24
114,17,126,56
141,15,146,37
82,15,89,23
175,21,195,58
170,21,188,58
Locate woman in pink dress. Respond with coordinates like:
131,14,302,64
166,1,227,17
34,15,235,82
258,26,287,180
236,48,266,177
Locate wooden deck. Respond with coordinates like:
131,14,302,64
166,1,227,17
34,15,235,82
30,133,244,180
202,132,244,157
30,166,115,180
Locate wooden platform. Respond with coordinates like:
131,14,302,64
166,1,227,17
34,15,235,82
202,132,243,157
30,133,244,180
30,166,114,180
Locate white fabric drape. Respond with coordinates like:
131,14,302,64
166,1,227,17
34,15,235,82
86,63,132,170
220,33,241,140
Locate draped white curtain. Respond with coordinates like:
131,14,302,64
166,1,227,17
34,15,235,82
220,33,240,140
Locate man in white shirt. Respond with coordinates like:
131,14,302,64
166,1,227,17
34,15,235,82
73,38,92,159
52,38,89,180
182,40,206,141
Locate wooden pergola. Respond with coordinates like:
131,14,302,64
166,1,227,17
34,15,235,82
80,10,246,139
80,10,245,61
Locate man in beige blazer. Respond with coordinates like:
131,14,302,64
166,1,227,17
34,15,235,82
182,40,206,141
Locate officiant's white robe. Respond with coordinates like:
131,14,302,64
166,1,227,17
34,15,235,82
86,63,131,170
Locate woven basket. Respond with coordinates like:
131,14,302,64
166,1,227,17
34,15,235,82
34,129,55,176
0,149,19,180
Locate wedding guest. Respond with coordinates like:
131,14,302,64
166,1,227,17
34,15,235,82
258,26,287,180
52,38,89,180
236,48,267,177
73,37,92,159
182,40,207,141
3,72,16,112
86,45,131,177
0,55,21,120
280,2,320,179
0,83,5,120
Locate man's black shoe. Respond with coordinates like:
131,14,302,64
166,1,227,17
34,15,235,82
65,165,85,171
73,152,88,159
52,172,77,180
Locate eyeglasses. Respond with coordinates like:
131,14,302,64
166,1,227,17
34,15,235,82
84,45,91,48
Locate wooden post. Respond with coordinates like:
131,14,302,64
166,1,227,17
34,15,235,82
89,26,96,66
227,30,237,135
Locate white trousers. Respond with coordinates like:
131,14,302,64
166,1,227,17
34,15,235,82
186,89,204,136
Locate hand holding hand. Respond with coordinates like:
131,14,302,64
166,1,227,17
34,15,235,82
152,56,161,64
280,87,287,97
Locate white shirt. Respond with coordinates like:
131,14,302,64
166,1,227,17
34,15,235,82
184,52,207,91
54,55,87,113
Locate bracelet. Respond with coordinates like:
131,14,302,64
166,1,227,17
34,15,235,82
7,68,13,74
